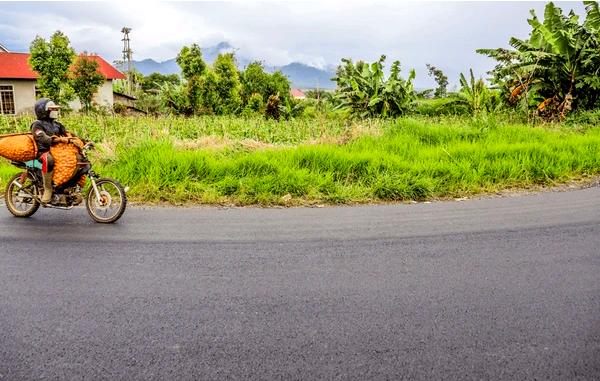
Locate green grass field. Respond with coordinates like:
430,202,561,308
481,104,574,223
1,114,599,205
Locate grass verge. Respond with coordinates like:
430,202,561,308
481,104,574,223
1,115,599,205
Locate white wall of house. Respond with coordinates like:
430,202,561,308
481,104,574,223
0,79,36,115
69,81,116,111
96,81,114,106
0,79,116,115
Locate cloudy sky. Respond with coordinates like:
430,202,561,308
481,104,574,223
0,1,588,87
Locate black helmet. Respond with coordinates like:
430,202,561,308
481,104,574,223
34,98,60,120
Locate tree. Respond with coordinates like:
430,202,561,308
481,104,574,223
477,1,600,118
240,62,292,110
160,82,192,116
29,31,75,105
176,44,206,81
240,61,270,104
71,53,105,111
426,64,448,98
265,94,281,120
333,55,416,118
112,70,144,97
457,69,502,115
198,69,220,114
213,53,242,114
246,93,264,113
267,71,291,104
141,73,180,92
176,44,207,114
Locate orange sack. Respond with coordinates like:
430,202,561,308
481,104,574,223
0,133,83,187
50,140,83,187
0,133,38,162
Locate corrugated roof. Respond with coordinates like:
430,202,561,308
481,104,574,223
0,52,126,80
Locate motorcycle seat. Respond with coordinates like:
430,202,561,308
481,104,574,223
24,160,42,170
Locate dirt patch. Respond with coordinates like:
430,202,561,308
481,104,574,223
174,136,234,151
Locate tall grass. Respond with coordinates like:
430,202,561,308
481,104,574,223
0,114,362,146
1,115,598,205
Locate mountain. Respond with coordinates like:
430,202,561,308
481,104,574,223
276,63,336,89
127,42,336,89
131,58,179,75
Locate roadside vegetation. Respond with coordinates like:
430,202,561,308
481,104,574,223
0,1,598,206
1,113,599,205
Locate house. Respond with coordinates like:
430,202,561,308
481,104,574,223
0,51,126,115
290,88,306,100
113,91,137,108
113,91,147,115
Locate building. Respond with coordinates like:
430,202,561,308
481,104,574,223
290,88,307,100
0,51,126,115
113,91,146,115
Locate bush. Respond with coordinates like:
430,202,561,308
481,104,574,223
265,94,281,120
245,93,264,113
564,109,600,128
414,96,469,116
113,102,127,114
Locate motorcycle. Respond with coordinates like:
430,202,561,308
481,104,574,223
4,141,127,223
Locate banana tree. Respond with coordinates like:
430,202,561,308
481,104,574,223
455,69,502,115
477,1,600,118
333,55,416,118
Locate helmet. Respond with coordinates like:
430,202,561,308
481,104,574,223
34,98,60,120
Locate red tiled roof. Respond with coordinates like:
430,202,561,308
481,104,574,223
88,55,126,80
0,52,126,80
0,53,36,79
290,88,306,98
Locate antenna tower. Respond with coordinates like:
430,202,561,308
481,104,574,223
121,27,133,94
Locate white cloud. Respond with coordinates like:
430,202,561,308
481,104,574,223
0,1,588,87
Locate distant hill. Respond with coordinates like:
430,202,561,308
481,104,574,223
275,62,336,89
126,42,337,89
131,58,179,75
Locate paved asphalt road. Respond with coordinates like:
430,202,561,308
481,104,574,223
0,188,599,380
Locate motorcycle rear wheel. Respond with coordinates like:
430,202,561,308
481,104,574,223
5,172,40,218
85,178,127,223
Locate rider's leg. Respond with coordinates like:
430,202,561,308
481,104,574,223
40,152,54,203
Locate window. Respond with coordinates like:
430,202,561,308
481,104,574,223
0,85,15,115
34,85,43,100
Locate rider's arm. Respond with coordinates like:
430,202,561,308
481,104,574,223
31,122,53,147
59,123,79,140
54,122,81,145
57,123,85,148
56,122,70,137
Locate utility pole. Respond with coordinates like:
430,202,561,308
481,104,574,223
316,78,321,111
317,78,320,102
121,27,133,95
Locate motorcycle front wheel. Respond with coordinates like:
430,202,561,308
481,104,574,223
85,178,127,223
5,172,40,218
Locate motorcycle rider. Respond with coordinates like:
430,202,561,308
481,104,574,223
30,98,78,204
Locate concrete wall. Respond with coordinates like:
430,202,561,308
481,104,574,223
95,81,114,106
0,79,115,115
0,79,36,115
